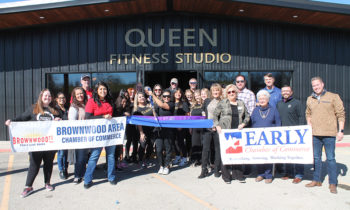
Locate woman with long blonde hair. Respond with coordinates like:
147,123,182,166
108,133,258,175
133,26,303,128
198,83,223,179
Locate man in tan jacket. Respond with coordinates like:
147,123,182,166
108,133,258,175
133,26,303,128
305,76,345,194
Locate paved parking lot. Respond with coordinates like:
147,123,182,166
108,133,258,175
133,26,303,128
0,141,350,210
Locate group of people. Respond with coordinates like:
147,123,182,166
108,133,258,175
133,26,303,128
5,73,345,198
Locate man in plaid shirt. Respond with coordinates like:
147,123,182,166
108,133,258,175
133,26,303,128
235,75,256,115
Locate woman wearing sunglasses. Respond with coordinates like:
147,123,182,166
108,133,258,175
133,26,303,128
145,88,175,175
213,84,250,184
173,88,190,166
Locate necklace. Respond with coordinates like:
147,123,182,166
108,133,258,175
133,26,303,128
259,108,270,119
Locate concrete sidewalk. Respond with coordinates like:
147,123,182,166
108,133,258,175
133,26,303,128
0,144,349,210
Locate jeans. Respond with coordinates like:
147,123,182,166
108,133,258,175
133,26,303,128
74,149,89,178
155,137,172,167
313,136,337,184
257,164,273,179
57,150,68,171
84,146,116,184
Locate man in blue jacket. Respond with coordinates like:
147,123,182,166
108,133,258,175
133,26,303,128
263,73,281,108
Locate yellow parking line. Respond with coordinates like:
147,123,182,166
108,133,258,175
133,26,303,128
152,174,218,210
0,155,14,210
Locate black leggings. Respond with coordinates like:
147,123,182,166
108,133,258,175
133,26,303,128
201,131,221,171
125,124,138,159
138,127,153,162
174,128,187,157
191,128,202,162
25,151,56,187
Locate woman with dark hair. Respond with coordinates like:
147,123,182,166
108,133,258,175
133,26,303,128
68,87,88,184
5,89,61,198
190,89,204,167
173,88,189,166
144,89,175,175
55,92,69,180
213,84,250,184
199,83,223,179
153,84,163,100
133,91,154,168
83,81,117,189
125,87,138,163
114,94,130,169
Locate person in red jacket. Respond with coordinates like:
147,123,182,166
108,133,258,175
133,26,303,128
83,81,117,189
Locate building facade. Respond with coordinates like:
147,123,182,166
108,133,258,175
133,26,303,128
1,0,349,139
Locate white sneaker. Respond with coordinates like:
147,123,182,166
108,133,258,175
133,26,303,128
162,167,170,175
158,166,164,174
172,156,181,165
179,157,187,166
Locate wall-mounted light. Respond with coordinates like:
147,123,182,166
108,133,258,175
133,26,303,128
104,9,110,12
239,9,244,12
293,15,298,18
39,16,45,19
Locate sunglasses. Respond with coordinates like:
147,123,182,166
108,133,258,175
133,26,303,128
154,89,162,91
190,82,197,85
236,80,245,83
163,95,171,98
227,91,236,95
171,82,177,85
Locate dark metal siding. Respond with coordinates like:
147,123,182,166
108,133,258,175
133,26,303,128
0,15,349,140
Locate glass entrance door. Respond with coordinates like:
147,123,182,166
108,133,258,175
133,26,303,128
47,72,137,101
144,71,197,91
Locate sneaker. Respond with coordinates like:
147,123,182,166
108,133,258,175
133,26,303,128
162,167,170,175
45,184,54,191
141,162,147,169
172,156,181,165
158,166,164,174
20,187,33,198
73,178,82,184
179,157,187,166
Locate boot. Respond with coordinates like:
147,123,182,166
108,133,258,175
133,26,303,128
59,171,65,180
329,184,337,194
198,168,208,179
63,169,68,179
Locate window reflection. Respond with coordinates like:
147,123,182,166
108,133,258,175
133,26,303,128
47,72,136,104
204,71,292,94
47,74,64,97
204,71,248,89
92,73,137,98
250,72,292,94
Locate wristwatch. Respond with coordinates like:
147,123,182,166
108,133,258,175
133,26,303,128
339,129,344,133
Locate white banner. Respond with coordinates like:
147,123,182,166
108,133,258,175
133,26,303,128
219,125,313,165
9,117,126,152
